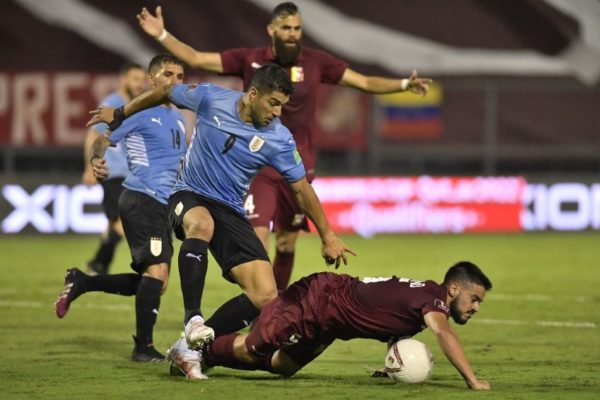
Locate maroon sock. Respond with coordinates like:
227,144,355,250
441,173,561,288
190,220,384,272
273,251,295,291
204,333,275,373
204,333,240,368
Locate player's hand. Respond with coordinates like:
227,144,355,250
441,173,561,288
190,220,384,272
321,235,357,269
467,379,491,390
81,167,97,186
137,6,165,39
91,158,109,181
406,69,432,97
86,107,115,127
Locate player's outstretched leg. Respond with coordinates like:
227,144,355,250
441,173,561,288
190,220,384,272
55,268,87,318
166,336,207,380
185,315,215,349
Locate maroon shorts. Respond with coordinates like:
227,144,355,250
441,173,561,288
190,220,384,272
245,273,334,368
245,170,310,232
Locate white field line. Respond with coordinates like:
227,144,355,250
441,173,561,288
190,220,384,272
489,294,592,303
473,318,596,329
0,300,596,329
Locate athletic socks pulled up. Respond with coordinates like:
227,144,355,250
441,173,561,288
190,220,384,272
205,294,260,337
178,238,209,324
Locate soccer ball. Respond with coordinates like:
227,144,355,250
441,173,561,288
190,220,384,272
384,339,433,383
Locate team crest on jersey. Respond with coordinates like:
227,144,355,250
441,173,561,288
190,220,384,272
290,66,304,82
249,135,265,152
150,237,162,256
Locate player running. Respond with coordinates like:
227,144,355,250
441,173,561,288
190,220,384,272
137,2,430,291
86,64,355,355
55,54,187,362
168,261,491,390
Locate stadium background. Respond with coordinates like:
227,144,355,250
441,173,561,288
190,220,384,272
2,0,600,235
0,1,599,399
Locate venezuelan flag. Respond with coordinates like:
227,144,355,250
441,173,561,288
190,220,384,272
376,83,442,140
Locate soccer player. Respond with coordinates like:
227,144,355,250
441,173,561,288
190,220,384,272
137,2,431,291
168,261,492,390
86,64,355,354
82,62,145,275
55,54,187,362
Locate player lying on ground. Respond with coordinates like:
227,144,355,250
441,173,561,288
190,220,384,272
167,261,491,390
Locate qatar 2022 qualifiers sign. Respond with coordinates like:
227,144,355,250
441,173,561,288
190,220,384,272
2,177,600,235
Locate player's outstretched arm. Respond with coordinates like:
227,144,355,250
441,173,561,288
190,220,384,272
137,6,223,73
86,84,174,130
89,135,112,181
340,68,431,96
82,128,101,186
289,177,357,268
424,311,490,390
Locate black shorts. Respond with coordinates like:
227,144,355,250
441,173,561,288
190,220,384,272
119,189,173,273
168,190,269,282
100,177,125,221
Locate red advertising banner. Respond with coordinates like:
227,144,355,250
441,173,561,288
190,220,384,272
311,176,526,235
0,72,120,147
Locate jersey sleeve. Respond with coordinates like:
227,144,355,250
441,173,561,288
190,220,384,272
107,114,139,144
220,48,249,76
169,83,211,112
317,50,348,84
270,130,306,182
421,284,450,317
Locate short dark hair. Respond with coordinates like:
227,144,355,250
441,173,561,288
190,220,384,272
119,62,144,75
250,64,294,96
147,54,184,73
272,2,299,21
443,261,492,290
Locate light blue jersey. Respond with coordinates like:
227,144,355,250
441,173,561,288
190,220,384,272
169,83,305,216
108,106,187,205
92,92,130,179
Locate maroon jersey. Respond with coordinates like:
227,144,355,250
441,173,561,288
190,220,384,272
220,46,348,177
302,273,449,342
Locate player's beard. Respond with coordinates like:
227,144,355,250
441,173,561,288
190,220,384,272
273,34,301,66
449,299,468,325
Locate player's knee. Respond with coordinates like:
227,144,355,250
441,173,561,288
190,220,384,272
247,288,278,309
144,264,170,293
185,217,214,239
275,232,298,253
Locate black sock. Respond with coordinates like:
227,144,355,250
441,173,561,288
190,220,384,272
83,273,141,296
178,238,208,324
90,228,122,273
135,276,163,346
205,294,259,337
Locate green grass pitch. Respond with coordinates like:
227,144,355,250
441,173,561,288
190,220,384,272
1,232,598,399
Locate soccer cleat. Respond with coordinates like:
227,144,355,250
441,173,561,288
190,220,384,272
54,268,86,319
131,335,166,362
185,315,215,349
166,337,207,380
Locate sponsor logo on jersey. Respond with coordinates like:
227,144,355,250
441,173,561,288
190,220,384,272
151,117,162,126
434,298,449,313
290,66,304,82
249,135,265,152
251,62,263,69
213,115,224,128
150,236,162,256
293,148,302,164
